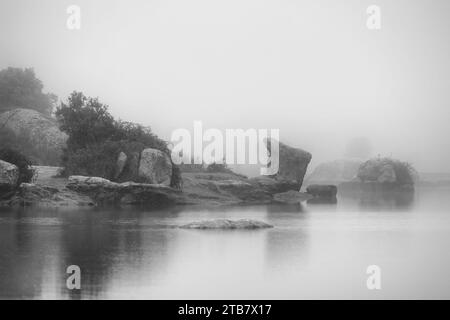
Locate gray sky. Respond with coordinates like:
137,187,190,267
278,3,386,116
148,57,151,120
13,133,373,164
1,0,449,172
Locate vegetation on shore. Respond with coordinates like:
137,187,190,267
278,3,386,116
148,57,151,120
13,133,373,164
357,157,417,185
55,91,182,187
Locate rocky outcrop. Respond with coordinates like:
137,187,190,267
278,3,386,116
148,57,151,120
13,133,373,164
249,176,299,194
179,219,273,230
339,158,416,198
0,108,67,165
0,160,19,194
114,148,173,185
306,159,363,184
273,190,313,204
357,158,415,185
180,172,272,205
306,184,337,198
67,175,182,205
138,148,172,185
265,139,311,190
5,183,95,207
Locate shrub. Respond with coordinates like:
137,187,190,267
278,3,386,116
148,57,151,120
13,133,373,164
56,92,182,187
0,147,36,186
357,157,417,185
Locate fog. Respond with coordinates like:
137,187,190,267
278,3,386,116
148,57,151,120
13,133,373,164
1,0,449,173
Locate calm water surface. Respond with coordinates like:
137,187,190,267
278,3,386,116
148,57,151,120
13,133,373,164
1,188,450,299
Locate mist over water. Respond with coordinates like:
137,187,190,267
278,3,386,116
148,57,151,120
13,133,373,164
1,0,450,172
1,188,450,299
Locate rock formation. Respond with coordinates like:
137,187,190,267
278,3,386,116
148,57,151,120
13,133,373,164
357,158,415,186
0,160,18,193
67,175,181,205
0,108,67,165
138,148,172,185
266,140,311,190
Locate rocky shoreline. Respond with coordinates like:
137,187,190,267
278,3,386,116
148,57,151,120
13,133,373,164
0,166,314,208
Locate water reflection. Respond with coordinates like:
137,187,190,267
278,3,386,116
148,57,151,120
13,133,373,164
307,197,338,205
339,189,415,211
1,188,449,299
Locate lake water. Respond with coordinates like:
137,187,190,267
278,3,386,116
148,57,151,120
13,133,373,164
1,187,450,299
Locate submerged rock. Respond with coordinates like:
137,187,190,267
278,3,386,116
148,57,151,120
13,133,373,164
179,219,273,230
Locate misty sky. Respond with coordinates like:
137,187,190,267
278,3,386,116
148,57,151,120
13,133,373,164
1,0,449,172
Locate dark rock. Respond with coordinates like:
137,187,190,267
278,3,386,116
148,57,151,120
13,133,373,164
265,139,312,190
214,179,272,202
306,184,337,198
273,190,313,204
249,176,299,194
179,219,273,230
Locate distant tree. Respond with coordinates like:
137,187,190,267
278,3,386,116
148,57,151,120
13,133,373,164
55,91,116,150
0,67,57,115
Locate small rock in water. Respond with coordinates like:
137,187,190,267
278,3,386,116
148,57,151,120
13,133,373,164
179,219,273,230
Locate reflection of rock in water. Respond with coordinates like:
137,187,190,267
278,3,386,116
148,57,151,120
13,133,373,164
339,182,415,210
265,203,305,213
307,197,338,205
263,225,310,272
358,190,415,210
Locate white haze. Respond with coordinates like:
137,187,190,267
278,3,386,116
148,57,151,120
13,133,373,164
1,0,449,173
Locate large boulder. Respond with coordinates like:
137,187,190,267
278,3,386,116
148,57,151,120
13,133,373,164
138,148,172,185
0,160,19,193
306,159,363,184
0,108,67,165
264,139,312,190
